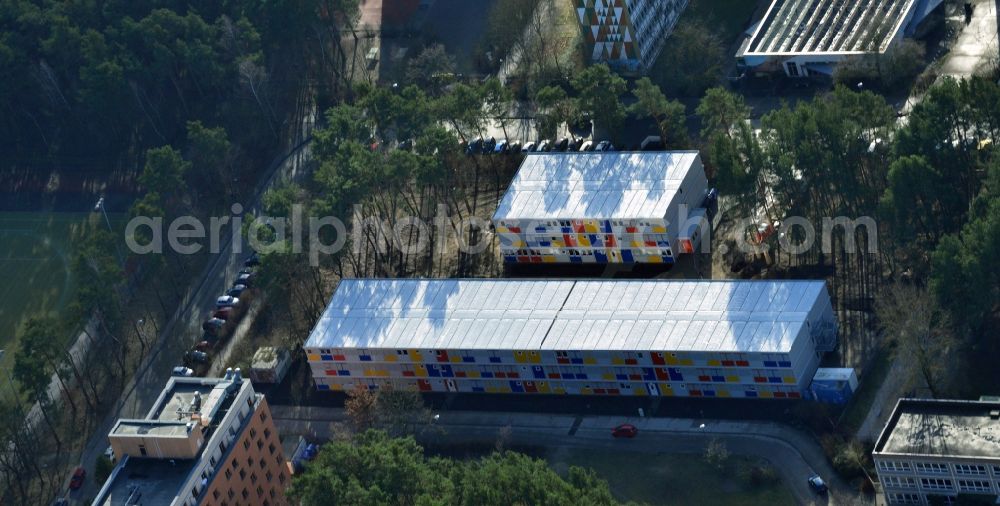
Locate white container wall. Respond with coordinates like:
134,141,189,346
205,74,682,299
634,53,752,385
492,152,709,265
304,279,837,398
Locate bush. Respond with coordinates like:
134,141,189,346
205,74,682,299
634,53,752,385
703,438,730,470
95,455,114,484
737,460,779,487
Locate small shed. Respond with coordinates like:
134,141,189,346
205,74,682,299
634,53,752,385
249,346,291,385
809,367,859,404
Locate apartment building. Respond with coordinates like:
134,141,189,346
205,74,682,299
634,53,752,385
873,398,1000,505
304,278,838,398
92,369,289,506
575,0,689,72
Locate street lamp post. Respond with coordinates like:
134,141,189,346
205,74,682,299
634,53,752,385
94,196,125,266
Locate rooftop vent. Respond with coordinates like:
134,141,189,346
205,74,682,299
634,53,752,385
192,391,202,412
224,367,233,380
989,410,999,420
234,368,242,383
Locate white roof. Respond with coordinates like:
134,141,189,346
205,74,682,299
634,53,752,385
743,0,918,55
304,279,829,354
492,151,700,221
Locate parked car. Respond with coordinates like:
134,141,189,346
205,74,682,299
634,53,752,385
244,253,260,268
236,272,256,286
579,140,595,152
494,139,508,154
807,474,828,494
194,340,215,352
186,350,209,364
227,284,247,297
522,141,537,152
466,137,483,155
482,136,496,153
203,318,227,335
567,138,582,151
215,295,240,308
213,307,234,320
397,139,414,151
172,366,194,377
611,423,638,438
103,445,115,461
554,137,569,151
595,140,614,152
508,141,522,153
69,467,86,490
538,139,552,152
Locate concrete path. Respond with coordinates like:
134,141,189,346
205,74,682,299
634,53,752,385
272,405,856,505
938,0,998,79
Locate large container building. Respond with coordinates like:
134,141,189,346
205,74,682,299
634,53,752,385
304,279,837,398
492,151,711,265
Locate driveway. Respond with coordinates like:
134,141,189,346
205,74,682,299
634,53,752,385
272,405,853,505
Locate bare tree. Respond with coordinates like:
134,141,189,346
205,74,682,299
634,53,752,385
875,282,954,397
240,58,278,137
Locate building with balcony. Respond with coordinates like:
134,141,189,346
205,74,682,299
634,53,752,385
92,369,289,506
304,278,838,398
575,0,689,72
873,398,1000,505
492,151,711,266
736,0,943,77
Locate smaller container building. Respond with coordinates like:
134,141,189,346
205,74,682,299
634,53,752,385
492,151,711,265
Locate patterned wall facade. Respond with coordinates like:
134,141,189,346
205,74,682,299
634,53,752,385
575,0,690,71
306,330,824,399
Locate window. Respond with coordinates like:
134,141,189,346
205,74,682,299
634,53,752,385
919,477,953,490
259,458,266,469
213,490,220,500
888,493,921,505
264,428,271,440
243,439,250,450
954,464,987,475
242,489,250,500
878,461,912,472
227,489,235,500
278,472,286,484
269,443,276,455
266,471,273,482
257,439,264,450
225,469,232,480
256,485,264,497
270,489,276,499
250,428,257,439
250,473,257,484
882,476,916,488
210,456,217,467
914,462,948,474
139,445,147,457
239,469,246,480
232,458,238,469
958,479,992,492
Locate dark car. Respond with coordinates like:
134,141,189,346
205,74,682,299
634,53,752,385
69,467,86,490
554,137,569,151
236,272,256,287
611,423,638,438
244,253,260,268
194,340,215,352
595,140,614,152
203,318,227,335
508,141,522,153
807,474,828,494
466,137,483,155
213,307,234,320
494,139,509,154
567,138,582,151
186,350,209,364
227,284,247,297
538,139,552,152
482,136,497,154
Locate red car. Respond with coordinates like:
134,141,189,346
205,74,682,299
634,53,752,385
69,467,86,490
612,424,638,438
213,307,233,320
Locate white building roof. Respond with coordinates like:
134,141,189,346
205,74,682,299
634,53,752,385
491,151,701,221
742,0,919,56
304,279,829,354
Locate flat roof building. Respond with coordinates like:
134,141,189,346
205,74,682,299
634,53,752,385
493,152,711,265
873,398,1000,505
305,278,837,398
737,0,942,77
92,369,288,506
575,0,690,72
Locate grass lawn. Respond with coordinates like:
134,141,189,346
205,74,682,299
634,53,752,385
546,447,795,506
0,212,125,378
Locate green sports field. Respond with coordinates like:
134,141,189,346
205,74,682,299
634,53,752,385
0,212,123,375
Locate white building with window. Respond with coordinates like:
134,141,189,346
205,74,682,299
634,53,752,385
873,398,1000,505
493,151,710,266
736,0,943,78
304,278,838,398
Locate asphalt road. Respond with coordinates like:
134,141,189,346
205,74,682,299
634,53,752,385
272,406,854,506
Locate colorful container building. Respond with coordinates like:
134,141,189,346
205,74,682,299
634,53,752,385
492,151,712,266
304,279,838,398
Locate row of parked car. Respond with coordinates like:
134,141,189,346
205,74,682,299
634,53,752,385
465,136,615,156
172,253,260,377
